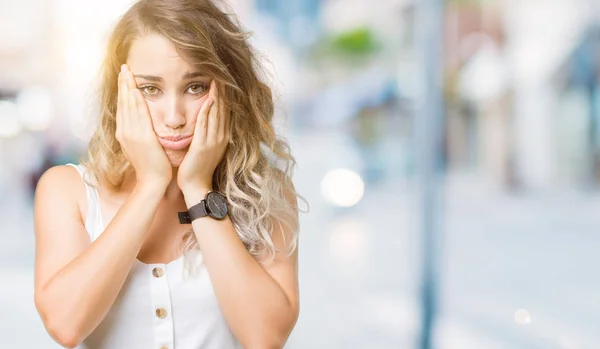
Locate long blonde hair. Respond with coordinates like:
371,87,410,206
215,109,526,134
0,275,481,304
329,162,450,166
82,0,303,268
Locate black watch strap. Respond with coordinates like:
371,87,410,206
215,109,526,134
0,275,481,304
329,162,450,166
178,211,192,224
178,200,208,224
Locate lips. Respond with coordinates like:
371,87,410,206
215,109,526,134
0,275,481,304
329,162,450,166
158,135,192,150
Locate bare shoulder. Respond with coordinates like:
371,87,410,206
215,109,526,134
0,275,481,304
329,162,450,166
36,165,84,195
35,165,87,215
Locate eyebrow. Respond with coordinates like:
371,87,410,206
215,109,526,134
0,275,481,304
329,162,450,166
134,72,207,82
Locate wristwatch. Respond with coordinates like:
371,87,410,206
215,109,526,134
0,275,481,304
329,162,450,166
178,191,228,224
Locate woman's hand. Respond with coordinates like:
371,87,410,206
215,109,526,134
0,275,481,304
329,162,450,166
116,64,172,189
177,80,230,194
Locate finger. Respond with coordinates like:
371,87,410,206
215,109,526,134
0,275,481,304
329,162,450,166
126,65,147,135
217,85,227,140
116,71,123,136
125,72,139,135
206,81,219,144
210,80,227,142
195,97,213,144
207,97,220,145
214,83,231,141
123,67,146,131
133,88,154,134
223,101,231,143
127,90,139,135
124,64,137,91
119,66,131,132
123,65,139,113
209,79,218,100
217,108,229,141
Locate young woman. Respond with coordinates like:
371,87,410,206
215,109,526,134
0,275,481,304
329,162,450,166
33,1,301,348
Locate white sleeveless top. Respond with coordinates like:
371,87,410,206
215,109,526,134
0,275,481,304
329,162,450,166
66,163,241,349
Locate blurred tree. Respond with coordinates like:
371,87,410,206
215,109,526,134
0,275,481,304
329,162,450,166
309,26,380,64
331,27,377,56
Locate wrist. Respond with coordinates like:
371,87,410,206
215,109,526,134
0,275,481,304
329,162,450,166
135,178,169,194
182,186,213,207
137,175,170,189
132,182,167,203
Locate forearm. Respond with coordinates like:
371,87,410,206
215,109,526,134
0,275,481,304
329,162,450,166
38,184,164,345
185,189,297,349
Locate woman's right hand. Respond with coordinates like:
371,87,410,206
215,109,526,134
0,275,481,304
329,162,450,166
116,64,172,188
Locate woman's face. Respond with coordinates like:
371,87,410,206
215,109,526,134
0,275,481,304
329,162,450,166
126,34,212,167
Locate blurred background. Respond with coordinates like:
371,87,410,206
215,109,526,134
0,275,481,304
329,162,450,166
2,0,600,348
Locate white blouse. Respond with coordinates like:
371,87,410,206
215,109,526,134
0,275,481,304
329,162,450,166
66,163,241,349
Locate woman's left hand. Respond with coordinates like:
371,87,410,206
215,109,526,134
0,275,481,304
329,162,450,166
178,80,230,194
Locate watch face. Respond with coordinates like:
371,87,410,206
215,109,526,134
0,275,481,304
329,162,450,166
206,192,228,219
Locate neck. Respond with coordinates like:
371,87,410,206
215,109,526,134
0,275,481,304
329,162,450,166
164,167,182,201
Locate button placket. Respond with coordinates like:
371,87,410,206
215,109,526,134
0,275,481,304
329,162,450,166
155,307,167,318
153,267,164,278
149,263,174,349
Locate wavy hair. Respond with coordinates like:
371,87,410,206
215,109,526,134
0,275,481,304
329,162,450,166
82,0,305,273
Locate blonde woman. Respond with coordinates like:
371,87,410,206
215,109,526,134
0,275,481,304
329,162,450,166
33,1,302,348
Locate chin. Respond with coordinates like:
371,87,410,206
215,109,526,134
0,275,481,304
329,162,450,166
165,149,186,167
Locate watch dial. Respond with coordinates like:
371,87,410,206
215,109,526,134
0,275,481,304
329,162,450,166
206,192,228,219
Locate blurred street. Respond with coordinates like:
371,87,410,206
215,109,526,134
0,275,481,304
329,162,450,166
2,130,600,349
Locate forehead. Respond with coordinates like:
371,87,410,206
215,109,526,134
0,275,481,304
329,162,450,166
126,34,194,78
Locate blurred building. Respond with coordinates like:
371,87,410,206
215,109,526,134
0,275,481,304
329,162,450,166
254,0,321,52
554,25,600,186
443,0,600,191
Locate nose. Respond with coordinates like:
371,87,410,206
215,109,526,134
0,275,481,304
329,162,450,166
163,95,186,129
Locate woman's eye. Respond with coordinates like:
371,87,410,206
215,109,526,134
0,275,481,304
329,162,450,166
140,85,160,95
187,83,207,95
